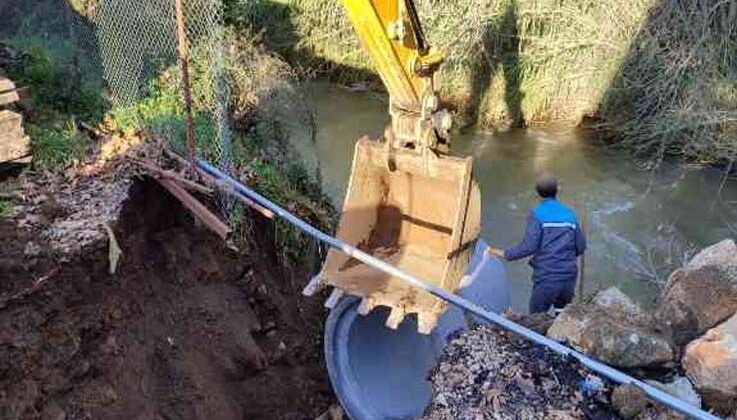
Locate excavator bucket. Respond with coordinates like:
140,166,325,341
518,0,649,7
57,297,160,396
323,137,481,334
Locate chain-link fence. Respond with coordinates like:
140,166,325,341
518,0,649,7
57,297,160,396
85,0,233,206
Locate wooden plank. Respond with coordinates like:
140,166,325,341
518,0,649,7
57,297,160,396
0,91,20,106
0,77,15,93
0,135,31,163
157,178,230,240
0,111,23,135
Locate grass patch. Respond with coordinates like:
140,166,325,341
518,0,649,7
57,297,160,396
598,0,737,164
7,47,105,124
29,122,91,170
0,201,14,218
4,45,103,170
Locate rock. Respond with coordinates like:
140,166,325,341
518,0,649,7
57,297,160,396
592,287,643,319
657,264,737,347
548,297,674,368
645,376,701,408
506,311,555,335
686,240,737,270
683,312,737,412
612,384,649,418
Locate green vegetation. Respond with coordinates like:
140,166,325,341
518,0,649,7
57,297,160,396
235,0,737,163
598,1,737,163
0,200,14,218
104,29,333,257
4,47,104,170
7,49,105,123
229,0,653,124
28,122,91,170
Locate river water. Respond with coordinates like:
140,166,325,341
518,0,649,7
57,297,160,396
307,82,737,312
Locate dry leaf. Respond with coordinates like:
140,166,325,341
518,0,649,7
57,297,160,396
103,223,122,274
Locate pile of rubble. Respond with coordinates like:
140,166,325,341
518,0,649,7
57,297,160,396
547,239,737,416
422,325,618,419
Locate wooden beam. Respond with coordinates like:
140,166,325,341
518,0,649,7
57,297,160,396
157,178,230,240
0,91,19,106
0,77,15,93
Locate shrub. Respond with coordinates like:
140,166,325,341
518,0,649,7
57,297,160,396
29,121,90,170
8,47,105,123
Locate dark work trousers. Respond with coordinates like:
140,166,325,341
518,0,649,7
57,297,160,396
529,281,576,313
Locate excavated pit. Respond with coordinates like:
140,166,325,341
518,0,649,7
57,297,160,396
0,178,333,420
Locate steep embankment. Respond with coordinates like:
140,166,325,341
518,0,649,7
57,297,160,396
0,173,333,420
234,0,737,163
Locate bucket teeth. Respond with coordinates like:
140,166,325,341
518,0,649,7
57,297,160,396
357,297,374,316
385,307,406,330
417,312,439,335
302,272,325,297
324,288,344,309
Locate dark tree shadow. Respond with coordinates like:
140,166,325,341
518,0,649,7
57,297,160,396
226,0,378,84
0,0,107,120
468,0,525,129
593,0,735,166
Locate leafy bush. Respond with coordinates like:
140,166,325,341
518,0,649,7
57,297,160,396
29,122,90,170
8,47,105,123
0,200,13,218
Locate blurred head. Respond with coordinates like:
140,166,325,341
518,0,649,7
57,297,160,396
535,172,558,199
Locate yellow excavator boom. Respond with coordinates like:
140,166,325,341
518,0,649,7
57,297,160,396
322,0,482,334
339,0,427,110
338,0,449,150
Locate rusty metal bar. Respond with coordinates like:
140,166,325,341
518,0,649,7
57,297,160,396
174,0,197,168
129,158,213,195
164,150,274,219
157,178,230,240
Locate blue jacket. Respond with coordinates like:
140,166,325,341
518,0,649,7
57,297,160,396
504,199,586,284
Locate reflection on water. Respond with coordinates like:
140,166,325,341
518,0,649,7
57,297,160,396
307,82,737,312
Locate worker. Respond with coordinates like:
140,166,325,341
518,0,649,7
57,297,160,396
488,172,586,313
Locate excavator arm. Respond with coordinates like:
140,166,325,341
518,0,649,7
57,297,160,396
338,0,452,151
322,0,482,334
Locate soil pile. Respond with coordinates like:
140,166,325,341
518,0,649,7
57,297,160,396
0,177,333,420
422,325,619,419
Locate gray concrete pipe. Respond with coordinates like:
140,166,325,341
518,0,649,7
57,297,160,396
324,241,510,419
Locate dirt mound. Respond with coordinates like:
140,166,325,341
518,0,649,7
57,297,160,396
0,179,333,420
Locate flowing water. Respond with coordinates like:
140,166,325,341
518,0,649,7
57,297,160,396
307,82,737,312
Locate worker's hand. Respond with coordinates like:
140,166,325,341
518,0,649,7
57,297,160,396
486,247,505,259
